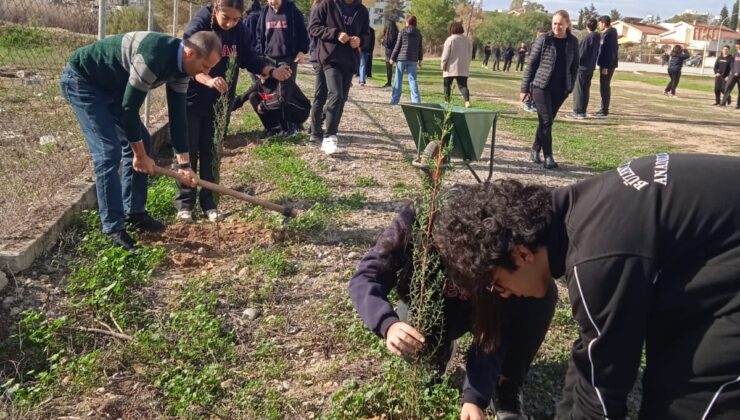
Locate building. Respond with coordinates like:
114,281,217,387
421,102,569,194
612,20,666,45
659,21,740,55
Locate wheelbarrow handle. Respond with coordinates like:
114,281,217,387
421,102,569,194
153,166,299,218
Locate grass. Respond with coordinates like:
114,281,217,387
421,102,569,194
615,71,715,93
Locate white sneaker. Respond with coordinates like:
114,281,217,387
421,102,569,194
177,210,193,222
320,135,339,155
205,209,222,223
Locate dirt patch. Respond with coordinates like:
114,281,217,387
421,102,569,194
140,221,273,269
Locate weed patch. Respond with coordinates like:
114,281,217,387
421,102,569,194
355,176,380,187
145,176,178,223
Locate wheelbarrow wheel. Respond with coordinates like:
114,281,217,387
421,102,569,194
412,141,441,169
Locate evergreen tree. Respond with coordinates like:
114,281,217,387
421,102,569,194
610,9,622,22
577,8,584,30
384,0,406,23
732,1,739,30
720,4,729,23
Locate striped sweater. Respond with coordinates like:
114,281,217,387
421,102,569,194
68,32,190,153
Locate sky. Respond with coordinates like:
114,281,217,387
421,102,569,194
480,0,735,20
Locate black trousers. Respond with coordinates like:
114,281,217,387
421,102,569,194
443,76,470,102
665,69,681,95
482,53,490,66
503,58,513,72
599,67,615,114
397,281,557,390
714,76,727,104
174,110,217,212
493,57,501,71
248,91,310,131
515,56,525,71
722,74,740,107
572,68,594,114
532,87,568,157
323,66,353,136
309,62,328,137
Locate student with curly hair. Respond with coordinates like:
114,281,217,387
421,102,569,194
350,205,556,420
433,154,740,420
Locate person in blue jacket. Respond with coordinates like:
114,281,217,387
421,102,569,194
663,45,689,97
254,0,310,83
174,0,292,223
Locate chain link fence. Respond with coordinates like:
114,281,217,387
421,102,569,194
0,0,200,241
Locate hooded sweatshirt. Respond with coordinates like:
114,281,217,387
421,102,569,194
184,5,266,113
308,0,370,73
714,53,733,78
549,153,740,420
255,0,310,59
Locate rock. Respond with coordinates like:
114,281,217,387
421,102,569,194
3,296,15,308
220,379,234,390
15,70,27,78
238,267,249,277
22,77,43,86
0,271,7,292
242,307,259,321
9,307,22,316
39,135,56,148
347,252,360,259
196,247,206,254
280,380,290,392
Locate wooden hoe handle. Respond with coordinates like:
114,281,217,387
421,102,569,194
153,166,298,218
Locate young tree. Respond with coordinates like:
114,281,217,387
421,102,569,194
610,9,622,22
384,0,406,23
409,0,456,54
720,4,729,23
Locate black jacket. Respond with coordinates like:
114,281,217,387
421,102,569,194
521,31,579,93
667,52,689,71
183,5,266,113
308,0,370,73
381,23,398,52
391,26,423,62
361,26,375,54
550,153,740,420
733,51,740,75
578,31,600,71
597,26,618,69
348,206,499,408
714,54,733,77
504,46,514,60
255,0,310,59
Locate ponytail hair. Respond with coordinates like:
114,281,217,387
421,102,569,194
210,0,246,29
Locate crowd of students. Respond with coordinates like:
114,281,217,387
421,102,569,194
58,1,740,418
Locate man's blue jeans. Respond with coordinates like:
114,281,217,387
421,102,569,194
359,52,369,84
390,60,420,104
60,65,151,234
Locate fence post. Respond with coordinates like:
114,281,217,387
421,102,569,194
98,0,106,40
172,0,180,37
144,0,153,127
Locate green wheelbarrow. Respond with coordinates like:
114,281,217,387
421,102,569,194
400,103,511,183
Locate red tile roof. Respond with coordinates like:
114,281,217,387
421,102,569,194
626,22,667,35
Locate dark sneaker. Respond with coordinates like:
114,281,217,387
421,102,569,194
544,155,559,169
125,212,165,232
523,103,537,113
309,134,322,143
565,112,585,119
107,230,139,252
593,111,608,119
493,380,527,420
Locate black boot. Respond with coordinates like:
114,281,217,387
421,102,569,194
493,379,527,420
530,148,541,164
384,62,392,87
125,212,165,232
544,155,559,169
107,229,140,252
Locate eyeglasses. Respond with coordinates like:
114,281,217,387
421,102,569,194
485,277,504,294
